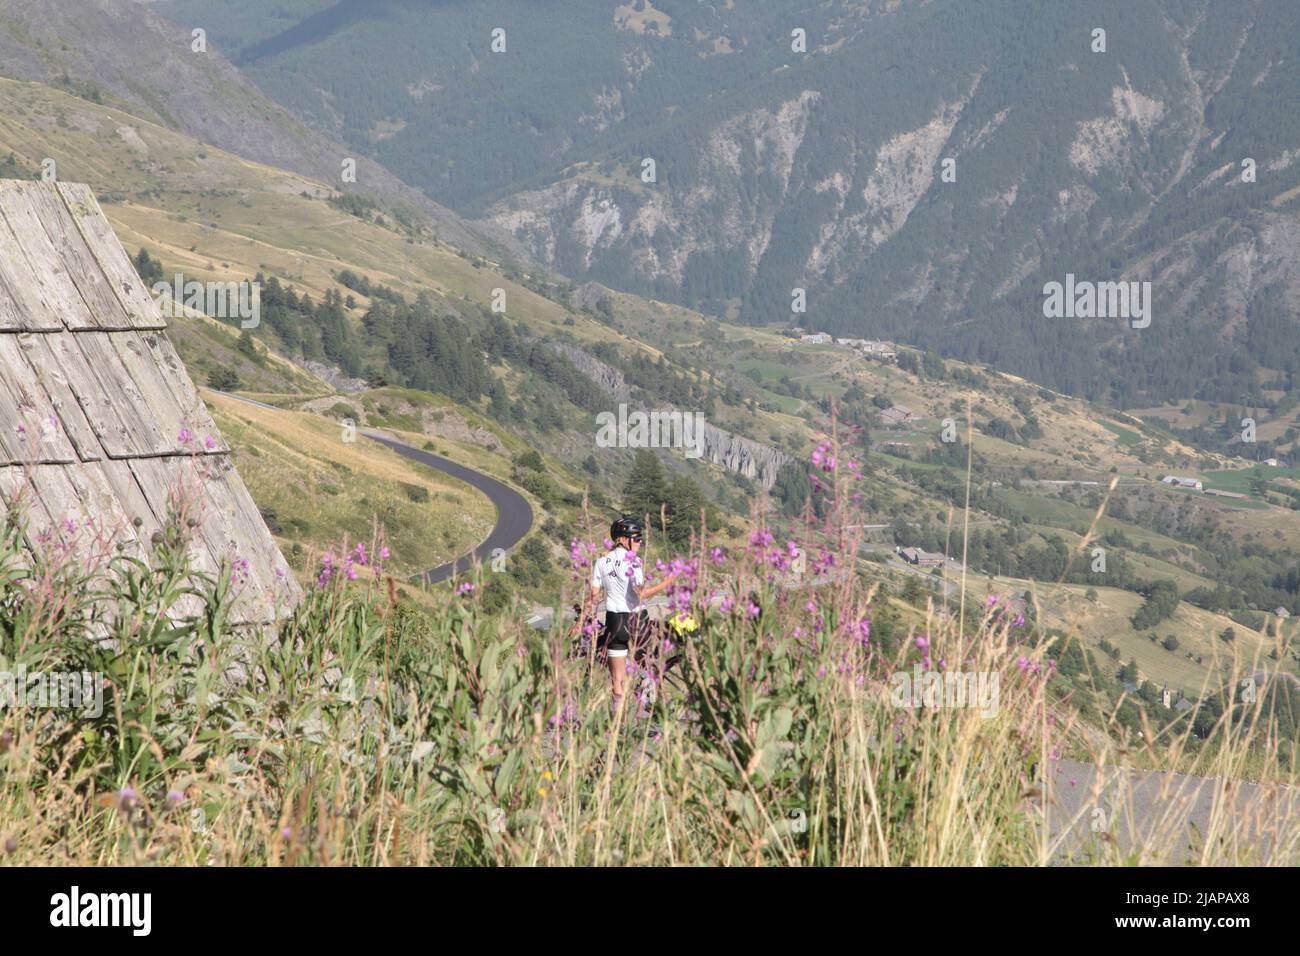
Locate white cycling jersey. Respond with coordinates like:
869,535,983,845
591,546,644,613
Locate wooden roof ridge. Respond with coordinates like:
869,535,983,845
0,179,301,626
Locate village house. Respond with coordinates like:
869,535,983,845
899,547,946,568
1161,475,1203,491
880,404,914,426
1204,488,1246,500
799,332,832,344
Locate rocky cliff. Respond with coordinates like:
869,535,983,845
693,421,790,489
551,343,789,488
550,343,632,401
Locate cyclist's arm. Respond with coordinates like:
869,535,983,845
641,573,676,599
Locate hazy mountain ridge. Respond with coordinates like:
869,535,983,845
0,0,511,257
149,0,1300,406
473,1,1300,406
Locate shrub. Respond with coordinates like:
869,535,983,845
259,506,282,534
400,481,431,504
207,364,242,391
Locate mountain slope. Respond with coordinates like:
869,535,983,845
159,0,1300,408
471,0,1300,407
0,0,508,256
4,69,1299,699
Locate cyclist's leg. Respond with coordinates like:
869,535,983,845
604,611,631,709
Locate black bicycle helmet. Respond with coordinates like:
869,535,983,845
610,515,644,542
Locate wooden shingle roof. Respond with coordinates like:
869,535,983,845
0,180,300,625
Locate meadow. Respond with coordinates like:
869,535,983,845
2,439,1297,867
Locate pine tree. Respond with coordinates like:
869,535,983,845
237,329,259,359
488,382,512,423
133,247,164,285
665,471,707,548
622,449,669,529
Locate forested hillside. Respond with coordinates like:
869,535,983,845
153,0,1300,409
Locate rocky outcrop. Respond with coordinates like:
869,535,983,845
551,343,789,488
569,281,615,315
297,360,367,394
549,343,632,399
694,421,789,489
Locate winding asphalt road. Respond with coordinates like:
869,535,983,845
361,429,533,584
207,392,533,585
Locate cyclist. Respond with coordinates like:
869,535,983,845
590,516,675,713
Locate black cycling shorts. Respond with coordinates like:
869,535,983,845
601,610,646,659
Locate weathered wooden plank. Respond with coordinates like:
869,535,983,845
0,277,19,330
77,461,154,562
188,462,253,611
25,465,91,547
0,367,24,464
0,260,28,331
41,330,133,458
92,458,155,560
70,332,172,457
217,457,301,614
0,195,62,331
0,337,79,465
0,463,56,552
8,333,102,462
26,184,134,329
32,461,140,565
107,331,193,450
56,183,166,330
127,455,223,584
141,331,228,453
0,182,97,330
194,458,281,622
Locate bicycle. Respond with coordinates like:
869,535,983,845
568,603,690,705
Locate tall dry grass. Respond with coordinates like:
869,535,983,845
1,423,1297,866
